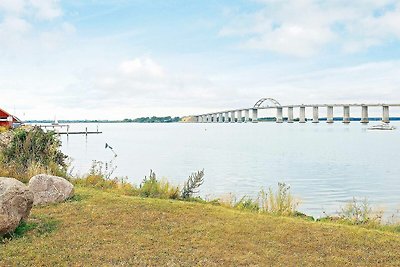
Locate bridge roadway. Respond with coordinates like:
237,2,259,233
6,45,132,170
193,98,400,124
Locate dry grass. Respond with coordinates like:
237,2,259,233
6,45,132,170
1,187,400,266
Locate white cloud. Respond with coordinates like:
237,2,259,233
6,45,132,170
119,58,165,77
0,0,26,14
29,0,62,20
221,0,400,56
0,0,73,55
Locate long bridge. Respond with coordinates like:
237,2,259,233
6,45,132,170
191,98,400,123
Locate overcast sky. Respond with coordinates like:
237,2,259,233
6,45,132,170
1,0,400,120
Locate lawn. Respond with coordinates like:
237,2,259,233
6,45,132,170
1,187,400,266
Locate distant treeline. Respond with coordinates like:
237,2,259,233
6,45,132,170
26,116,181,124
123,116,181,123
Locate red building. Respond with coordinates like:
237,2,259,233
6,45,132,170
0,108,22,128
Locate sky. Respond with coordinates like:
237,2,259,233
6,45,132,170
1,0,400,120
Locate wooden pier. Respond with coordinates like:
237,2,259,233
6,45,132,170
37,124,102,136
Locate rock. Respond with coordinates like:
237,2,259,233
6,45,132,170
0,177,34,236
29,174,74,206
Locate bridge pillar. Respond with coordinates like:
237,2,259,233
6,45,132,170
229,111,235,123
276,107,283,123
361,106,369,123
224,112,229,123
299,106,306,123
218,113,223,123
237,110,242,123
327,106,334,123
312,106,319,123
213,114,218,123
252,109,258,123
343,106,350,123
287,107,294,123
382,105,390,123
244,109,250,123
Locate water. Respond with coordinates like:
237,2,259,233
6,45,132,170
60,122,400,218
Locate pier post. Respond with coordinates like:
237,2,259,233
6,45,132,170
237,110,242,123
299,106,306,123
231,111,236,123
327,106,334,123
287,106,294,123
361,106,369,123
252,109,258,123
224,112,229,123
382,105,390,123
343,106,350,123
244,109,250,123
312,106,319,123
276,107,283,123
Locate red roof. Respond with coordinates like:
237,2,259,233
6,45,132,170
0,107,21,127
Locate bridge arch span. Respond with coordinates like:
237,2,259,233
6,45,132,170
253,98,281,108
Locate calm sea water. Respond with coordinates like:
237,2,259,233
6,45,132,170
59,122,400,218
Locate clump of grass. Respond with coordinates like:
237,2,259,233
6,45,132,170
218,183,299,216
0,126,8,134
74,160,139,196
258,183,299,216
339,197,383,226
1,215,59,244
140,170,180,199
234,196,260,212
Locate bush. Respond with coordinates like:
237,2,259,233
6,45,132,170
180,170,204,199
0,127,68,181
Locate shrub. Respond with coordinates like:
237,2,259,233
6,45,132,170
0,127,68,181
180,169,204,199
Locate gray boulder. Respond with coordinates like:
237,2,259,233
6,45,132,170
0,177,34,236
29,174,74,206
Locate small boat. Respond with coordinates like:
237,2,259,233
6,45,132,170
367,123,396,130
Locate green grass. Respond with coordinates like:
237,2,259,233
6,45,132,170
1,187,400,266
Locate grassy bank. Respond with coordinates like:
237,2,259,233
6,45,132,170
1,187,400,266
